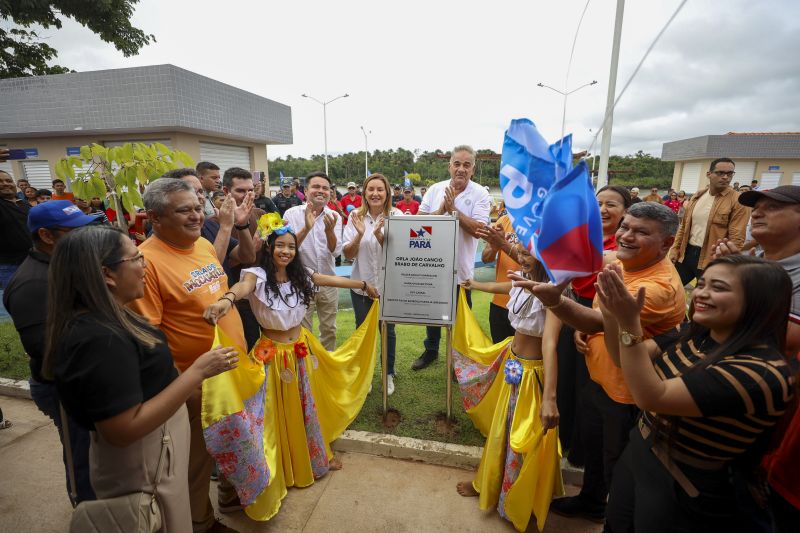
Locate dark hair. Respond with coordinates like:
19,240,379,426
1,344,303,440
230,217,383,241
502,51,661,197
43,226,160,379
36,189,52,197
259,231,315,307
306,171,332,187
223,167,253,189
196,161,220,174
52,179,65,186
597,185,632,208
626,202,679,236
161,168,198,180
685,255,790,363
709,157,735,171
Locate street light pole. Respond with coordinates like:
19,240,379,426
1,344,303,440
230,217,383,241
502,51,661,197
536,80,597,175
301,93,349,176
360,126,371,178
597,0,625,190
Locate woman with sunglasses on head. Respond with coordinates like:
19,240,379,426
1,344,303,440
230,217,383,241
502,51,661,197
202,215,380,521
43,225,238,532
454,241,564,532
596,255,795,532
343,173,402,394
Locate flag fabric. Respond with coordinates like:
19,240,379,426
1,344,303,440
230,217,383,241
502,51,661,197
279,171,285,179
499,119,572,252
367,168,372,176
533,161,603,284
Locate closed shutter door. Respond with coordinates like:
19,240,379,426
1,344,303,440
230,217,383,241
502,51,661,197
22,161,53,190
760,172,783,190
0,161,13,179
792,172,800,186
679,162,702,193
199,142,251,172
733,161,756,183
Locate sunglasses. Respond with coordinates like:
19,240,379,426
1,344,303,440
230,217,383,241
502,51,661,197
105,252,145,267
712,170,735,177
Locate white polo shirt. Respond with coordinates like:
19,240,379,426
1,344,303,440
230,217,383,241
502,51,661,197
420,179,491,282
284,204,343,275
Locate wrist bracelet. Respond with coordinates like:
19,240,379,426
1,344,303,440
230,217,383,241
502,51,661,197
219,296,234,306
234,223,249,231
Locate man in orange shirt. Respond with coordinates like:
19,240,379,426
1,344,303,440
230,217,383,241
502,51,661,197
131,178,243,533
51,179,75,203
476,214,520,342
514,202,685,523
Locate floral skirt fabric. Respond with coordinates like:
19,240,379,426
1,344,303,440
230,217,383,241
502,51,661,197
201,301,380,521
452,289,564,532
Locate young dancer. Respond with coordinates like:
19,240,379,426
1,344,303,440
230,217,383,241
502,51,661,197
202,214,380,521
454,241,564,532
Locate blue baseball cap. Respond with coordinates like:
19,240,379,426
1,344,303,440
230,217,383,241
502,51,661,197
28,200,98,232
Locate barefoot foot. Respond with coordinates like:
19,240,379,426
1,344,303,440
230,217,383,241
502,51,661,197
329,456,343,471
456,481,478,497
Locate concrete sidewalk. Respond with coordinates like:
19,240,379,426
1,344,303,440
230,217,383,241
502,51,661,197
0,395,601,533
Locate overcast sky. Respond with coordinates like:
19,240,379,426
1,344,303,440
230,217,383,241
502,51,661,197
21,0,800,160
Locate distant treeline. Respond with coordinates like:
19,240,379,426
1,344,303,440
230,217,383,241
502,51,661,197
268,148,674,189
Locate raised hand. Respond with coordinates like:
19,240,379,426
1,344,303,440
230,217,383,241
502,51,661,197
350,211,365,236
304,204,316,231
476,222,506,249
595,263,645,328
372,214,385,237
218,196,235,228
442,186,456,214
507,271,568,307
234,191,254,227
324,212,337,231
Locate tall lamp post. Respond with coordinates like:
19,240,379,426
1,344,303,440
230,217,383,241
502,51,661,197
360,126,371,178
536,80,598,147
301,93,349,176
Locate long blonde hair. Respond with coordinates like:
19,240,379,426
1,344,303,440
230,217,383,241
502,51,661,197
355,173,393,218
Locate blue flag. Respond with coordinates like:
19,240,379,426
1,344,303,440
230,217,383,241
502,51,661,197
279,171,285,179
367,168,372,176
533,161,603,284
499,118,572,250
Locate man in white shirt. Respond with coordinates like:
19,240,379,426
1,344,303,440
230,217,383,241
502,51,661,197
284,171,343,350
412,145,491,370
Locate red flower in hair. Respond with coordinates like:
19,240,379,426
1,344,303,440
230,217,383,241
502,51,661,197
294,341,309,358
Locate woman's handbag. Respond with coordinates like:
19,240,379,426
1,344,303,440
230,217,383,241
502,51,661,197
60,404,169,533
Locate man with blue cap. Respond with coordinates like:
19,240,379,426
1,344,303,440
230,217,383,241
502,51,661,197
3,200,99,504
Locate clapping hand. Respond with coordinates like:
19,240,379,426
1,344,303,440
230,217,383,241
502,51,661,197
595,263,644,329
323,212,337,232
350,211,365,236
442,186,456,214
218,196,235,227
304,204,316,231
372,214,385,238
233,191,254,227
476,223,506,249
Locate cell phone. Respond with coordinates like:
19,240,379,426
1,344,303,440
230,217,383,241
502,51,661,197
6,149,28,160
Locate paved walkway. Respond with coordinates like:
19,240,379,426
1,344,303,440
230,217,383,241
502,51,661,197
0,395,601,533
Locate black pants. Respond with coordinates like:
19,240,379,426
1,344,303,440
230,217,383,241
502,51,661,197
236,299,261,352
488,302,515,343
556,294,593,462
606,429,745,533
579,380,639,505
676,244,703,286
424,289,471,353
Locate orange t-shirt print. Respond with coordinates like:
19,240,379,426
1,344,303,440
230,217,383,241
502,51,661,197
130,235,246,372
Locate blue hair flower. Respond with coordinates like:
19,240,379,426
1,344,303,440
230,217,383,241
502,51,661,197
504,359,523,385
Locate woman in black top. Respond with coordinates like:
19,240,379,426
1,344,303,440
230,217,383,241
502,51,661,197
43,225,239,532
595,255,795,532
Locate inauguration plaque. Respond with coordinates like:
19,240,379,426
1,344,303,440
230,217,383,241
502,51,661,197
380,214,459,325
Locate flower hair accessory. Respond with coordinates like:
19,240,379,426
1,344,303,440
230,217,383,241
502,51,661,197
257,212,294,238
504,359,523,385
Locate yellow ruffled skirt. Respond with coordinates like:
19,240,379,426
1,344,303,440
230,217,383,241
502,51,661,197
201,300,379,521
453,290,564,532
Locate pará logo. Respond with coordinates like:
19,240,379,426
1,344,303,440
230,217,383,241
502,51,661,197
409,226,433,248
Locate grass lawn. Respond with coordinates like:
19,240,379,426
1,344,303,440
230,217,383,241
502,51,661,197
0,266,500,447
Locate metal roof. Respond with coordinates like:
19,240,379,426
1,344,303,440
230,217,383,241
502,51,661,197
662,133,800,161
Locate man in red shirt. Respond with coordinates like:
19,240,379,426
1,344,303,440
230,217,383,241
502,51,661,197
340,181,362,225
395,186,420,214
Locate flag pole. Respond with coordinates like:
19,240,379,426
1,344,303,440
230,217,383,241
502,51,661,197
597,0,625,190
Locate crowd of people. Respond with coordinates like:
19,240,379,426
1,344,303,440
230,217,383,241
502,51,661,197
0,149,798,533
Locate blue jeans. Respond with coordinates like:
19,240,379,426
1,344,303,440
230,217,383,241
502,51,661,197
350,290,395,376
29,378,96,504
423,289,471,354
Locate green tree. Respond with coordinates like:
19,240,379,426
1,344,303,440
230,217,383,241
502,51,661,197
0,0,155,78
55,142,194,230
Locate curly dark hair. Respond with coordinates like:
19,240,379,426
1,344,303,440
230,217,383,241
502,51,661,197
259,231,316,307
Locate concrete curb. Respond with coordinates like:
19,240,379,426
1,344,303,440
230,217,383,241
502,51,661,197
0,379,583,486
0,378,30,399
333,429,584,486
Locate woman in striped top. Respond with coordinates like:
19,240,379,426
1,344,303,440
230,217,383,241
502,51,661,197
595,255,795,532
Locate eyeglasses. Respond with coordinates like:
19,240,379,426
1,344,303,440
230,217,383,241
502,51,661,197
106,252,145,267
712,170,735,177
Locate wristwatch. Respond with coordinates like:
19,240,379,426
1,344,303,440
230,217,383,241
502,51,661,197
619,330,644,347
234,223,250,231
